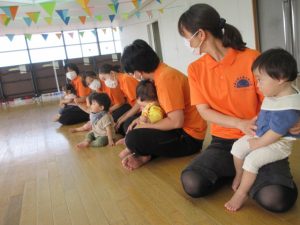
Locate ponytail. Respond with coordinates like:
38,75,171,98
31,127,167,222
178,4,246,51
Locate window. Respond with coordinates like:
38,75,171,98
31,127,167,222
0,51,30,67
113,28,120,40
100,42,115,55
0,35,27,52
27,32,63,49
30,47,66,63
115,41,122,53
66,45,82,59
63,30,80,45
79,29,97,44
82,43,99,57
97,28,113,42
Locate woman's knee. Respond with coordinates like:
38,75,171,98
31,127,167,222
181,170,213,198
254,184,298,212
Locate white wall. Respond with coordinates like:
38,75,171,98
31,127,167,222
120,0,256,74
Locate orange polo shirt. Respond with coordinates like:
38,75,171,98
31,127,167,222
99,79,126,106
188,48,263,139
153,63,207,140
117,73,138,106
71,75,91,97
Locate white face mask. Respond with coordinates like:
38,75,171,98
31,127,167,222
66,71,77,80
183,30,205,56
104,79,118,88
88,79,101,91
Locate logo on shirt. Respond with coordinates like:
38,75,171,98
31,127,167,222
234,76,252,88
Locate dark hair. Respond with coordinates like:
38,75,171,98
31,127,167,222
87,92,98,105
99,64,122,74
65,63,80,75
82,71,97,87
136,80,158,102
252,48,298,81
121,39,160,73
178,4,246,51
90,93,111,111
63,83,76,95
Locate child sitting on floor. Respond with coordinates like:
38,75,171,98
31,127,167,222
53,83,77,121
225,48,300,212
76,93,116,148
118,80,164,158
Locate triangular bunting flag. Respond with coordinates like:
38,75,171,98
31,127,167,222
79,31,85,37
23,17,32,27
121,13,129,20
26,12,40,24
158,8,164,14
25,34,32,40
102,28,106,34
5,34,15,42
79,16,86,24
40,2,56,16
119,26,123,32
112,27,117,32
156,0,162,3
114,3,119,13
64,16,70,25
135,11,141,18
56,33,62,39
44,17,52,25
109,15,115,23
132,0,138,9
41,33,48,40
68,32,74,38
0,14,10,26
91,30,97,37
138,0,142,6
112,0,118,4
76,0,90,9
108,4,116,14
56,9,68,21
95,15,102,22
83,7,93,16
0,6,19,20
146,10,152,19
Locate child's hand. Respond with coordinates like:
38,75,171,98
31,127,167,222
108,140,115,147
248,138,260,150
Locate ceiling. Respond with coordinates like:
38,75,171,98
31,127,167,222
0,0,156,35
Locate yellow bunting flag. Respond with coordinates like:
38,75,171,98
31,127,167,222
121,13,129,20
158,8,164,14
0,14,11,26
44,17,52,25
76,0,90,9
26,12,40,23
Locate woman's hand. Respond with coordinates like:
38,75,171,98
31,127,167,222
236,116,257,136
115,115,126,130
289,119,300,135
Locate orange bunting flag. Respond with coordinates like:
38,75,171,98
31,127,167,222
0,6,19,20
76,0,90,9
132,0,138,9
79,16,86,24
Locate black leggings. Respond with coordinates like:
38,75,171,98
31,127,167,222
111,103,131,123
58,105,89,125
125,128,203,157
181,136,298,212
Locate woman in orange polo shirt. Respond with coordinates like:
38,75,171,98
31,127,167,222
119,39,207,171
98,64,140,135
83,70,131,127
58,63,91,125
178,3,297,212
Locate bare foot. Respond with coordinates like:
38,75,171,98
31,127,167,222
224,191,248,212
116,138,125,145
118,148,131,159
76,141,90,149
122,154,151,171
232,172,242,191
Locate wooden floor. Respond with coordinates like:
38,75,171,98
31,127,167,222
0,102,299,225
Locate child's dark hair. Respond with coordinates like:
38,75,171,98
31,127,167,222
90,93,111,111
178,4,246,51
65,63,80,75
98,64,120,74
136,80,158,102
252,48,298,81
63,83,76,95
